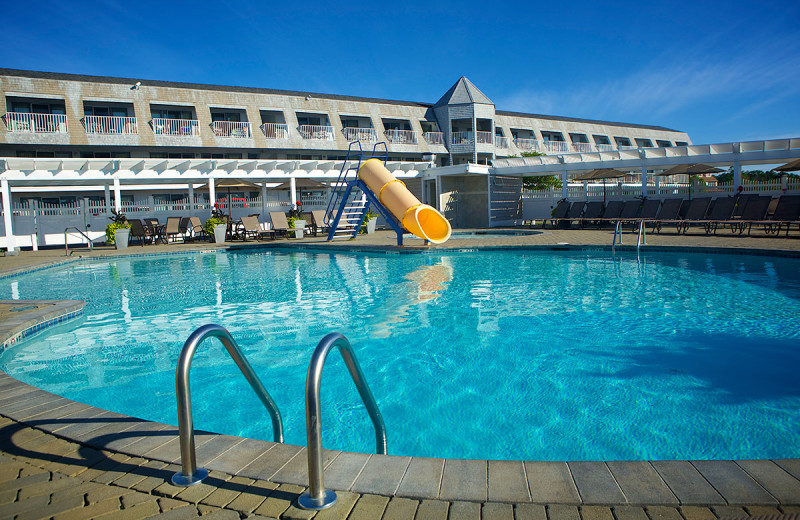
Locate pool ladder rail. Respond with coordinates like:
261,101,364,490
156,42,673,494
172,325,387,512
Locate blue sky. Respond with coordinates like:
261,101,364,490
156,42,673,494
3,0,798,145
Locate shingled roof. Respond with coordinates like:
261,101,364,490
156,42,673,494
433,76,494,107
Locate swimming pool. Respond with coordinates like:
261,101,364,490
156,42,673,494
1,248,799,461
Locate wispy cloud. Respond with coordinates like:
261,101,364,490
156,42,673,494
496,33,800,125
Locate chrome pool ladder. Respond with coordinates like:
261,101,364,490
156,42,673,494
172,324,284,486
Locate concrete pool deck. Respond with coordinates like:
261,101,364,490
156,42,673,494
0,228,799,519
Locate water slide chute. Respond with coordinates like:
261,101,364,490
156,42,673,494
357,158,451,244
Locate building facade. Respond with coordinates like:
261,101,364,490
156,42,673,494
0,69,691,165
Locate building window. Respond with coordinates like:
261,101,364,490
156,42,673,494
656,140,672,147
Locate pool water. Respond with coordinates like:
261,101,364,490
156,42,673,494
1,248,799,461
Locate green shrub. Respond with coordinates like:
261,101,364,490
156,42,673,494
204,217,227,235
105,221,131,245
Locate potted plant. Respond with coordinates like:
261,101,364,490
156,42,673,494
287,216,305,239
363,209,379,234
106,209,131,250
204,204,228,245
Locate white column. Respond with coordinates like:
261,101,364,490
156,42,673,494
561,167,569,199
104,185,111,209
113,178,122,212
261,184,267,216
733,159,742,191
641,164,648,198
1,179,16,253
290,177,297,207
188,183,195,211
208,179,216,213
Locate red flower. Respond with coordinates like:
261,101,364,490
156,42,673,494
296,201,302,206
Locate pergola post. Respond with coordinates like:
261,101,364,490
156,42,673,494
561,167,568,199
641,164,648,198
290,177,297,208
113,178,122,212
208,179,216,213
1,179,16,253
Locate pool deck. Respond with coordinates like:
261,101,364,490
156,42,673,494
1,228,799,519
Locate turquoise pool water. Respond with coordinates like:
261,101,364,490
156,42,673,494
1,248,799,461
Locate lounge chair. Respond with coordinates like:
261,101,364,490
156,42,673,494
615,199,642,228
638,199,661,221
577,201,605,228
163,217,182,243
238,215,275,241
652,198,684,233
699,197,737,234
310,210,331,236
546,200,570,228
269,211,291,238
731,195,772,235
598,200,624,227
752,195,800,237
184,217,206,241
562,201,586,227
676,197,712,234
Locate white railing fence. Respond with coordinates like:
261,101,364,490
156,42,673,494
476,131,493,144
424,132,444,145
543,141,569,153
514,138,539,151
384,129,418,144
342,127,377,142
261,123,289,139
4,112,68,133
298,125,334,140
152,118,200,137
572,143,593,153
494,136,510,148
212,121,252,138
451,131,473,145
596,144,616,152
84,115,138,135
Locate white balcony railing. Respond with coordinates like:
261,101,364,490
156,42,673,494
260,123,288,139
152,118,200,137
596,144,616,152
5,112,68,133
514,138,539,151
452,131,473,145
212,121,252,138
384,129,418,145
424,131,444,145
84,115,138,135
342,127,377,142
476,131,493,144
299,125,334,141
543,141,569,153
494,136,510,148
618,145,637,151
572,142,593,153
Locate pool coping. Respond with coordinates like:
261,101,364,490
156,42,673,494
1,246,799,508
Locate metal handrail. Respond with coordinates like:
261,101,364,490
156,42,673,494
172,324,284,486
64,227,93,256
297,332,386,510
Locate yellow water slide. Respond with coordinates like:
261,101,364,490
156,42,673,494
358,158,452,244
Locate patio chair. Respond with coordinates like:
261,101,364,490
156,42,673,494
597,200,624,227
162,217,182,243
700,197,737,234
652,198,685,233
562,201,586,227
731,195,772,235
238,215,275,241
311,210,331,236
186,216,207,241
128,219,153,246
269,211,291,238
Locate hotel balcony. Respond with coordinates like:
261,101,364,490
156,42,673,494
299,125,335,141
543,141,570,153
84,115,138,135
260,123,289,140
152,118,200,137
342,127,378,142
384,129,418,145
596,144,616,152
572,142,593,153
494,136,510,149
212,121,252,138
514,138,539,151
4,112,68,134
424,131,444,145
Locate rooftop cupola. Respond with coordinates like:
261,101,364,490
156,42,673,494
433,76,494,107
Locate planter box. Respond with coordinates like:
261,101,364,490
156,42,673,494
115,228,130,250
213,224,227,244
366,218,377,234
293,220,306,239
